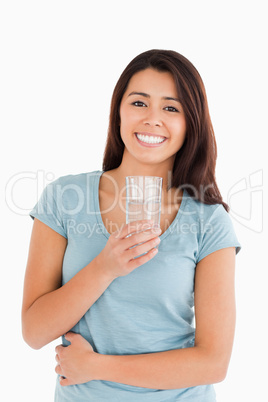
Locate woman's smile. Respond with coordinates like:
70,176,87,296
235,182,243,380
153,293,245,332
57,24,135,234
135,132,167,146
119,68,186,169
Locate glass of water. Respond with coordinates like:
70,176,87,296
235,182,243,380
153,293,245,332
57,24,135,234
125,176,163,230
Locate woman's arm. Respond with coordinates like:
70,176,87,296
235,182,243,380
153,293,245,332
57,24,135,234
22,218,111,349
56,247,236,388
22,218,161,350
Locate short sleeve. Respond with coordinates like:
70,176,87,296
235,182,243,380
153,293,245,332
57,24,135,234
196,205,241,263
29,180,67,239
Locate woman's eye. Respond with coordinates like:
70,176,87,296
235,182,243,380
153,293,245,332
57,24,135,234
165,106,179,112
132,101,146,107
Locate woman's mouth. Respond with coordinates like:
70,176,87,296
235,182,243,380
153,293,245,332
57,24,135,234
135,133,167,146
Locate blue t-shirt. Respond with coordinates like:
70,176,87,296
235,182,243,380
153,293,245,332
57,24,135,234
30,170,241,402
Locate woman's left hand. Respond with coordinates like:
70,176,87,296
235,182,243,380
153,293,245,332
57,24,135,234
55,332,98,386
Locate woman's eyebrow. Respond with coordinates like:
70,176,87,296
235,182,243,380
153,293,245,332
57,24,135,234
128,91,150,98
164,96,181,103
127,91,181,103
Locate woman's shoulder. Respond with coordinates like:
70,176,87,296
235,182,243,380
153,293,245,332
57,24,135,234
182,190,228,222
49,170,103,188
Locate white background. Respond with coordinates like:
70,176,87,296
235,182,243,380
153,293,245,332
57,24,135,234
1,1,267,401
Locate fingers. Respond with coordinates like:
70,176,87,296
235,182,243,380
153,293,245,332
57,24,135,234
64,332,76,343
55,364,61,375
55,355,68,386
55,367,70,387
59,376,71,386
123,226,161,250
98,219,161,279
127,235,160,259
128,246,159,270
55,344,64,355
114,220,155,240
55,332,76,359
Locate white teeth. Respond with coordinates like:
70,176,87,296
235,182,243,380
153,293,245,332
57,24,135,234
136,133,165,144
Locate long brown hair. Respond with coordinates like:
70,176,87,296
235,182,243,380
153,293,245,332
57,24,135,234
102,49,229,211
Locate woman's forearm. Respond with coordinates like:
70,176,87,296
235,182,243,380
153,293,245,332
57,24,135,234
96,346,226,389
22,257,113,349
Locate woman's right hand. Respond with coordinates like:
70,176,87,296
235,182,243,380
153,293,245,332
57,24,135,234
95,220,161,281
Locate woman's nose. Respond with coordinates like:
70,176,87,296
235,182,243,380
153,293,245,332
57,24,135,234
143,108,162,127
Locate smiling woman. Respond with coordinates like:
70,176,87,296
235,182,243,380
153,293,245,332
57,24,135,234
119,68,186,168
22,49,241,402
103,50,227,208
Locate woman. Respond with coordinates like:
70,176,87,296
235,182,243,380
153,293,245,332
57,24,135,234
22,49,241,401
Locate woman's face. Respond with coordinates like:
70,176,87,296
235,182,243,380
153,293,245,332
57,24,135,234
119,68,187,169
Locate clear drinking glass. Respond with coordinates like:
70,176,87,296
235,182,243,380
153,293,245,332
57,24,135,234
125,175,163,229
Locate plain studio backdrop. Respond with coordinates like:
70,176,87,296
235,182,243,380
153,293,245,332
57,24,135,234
1,1,267,401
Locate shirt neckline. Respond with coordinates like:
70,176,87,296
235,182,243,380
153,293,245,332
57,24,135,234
94,170,188,241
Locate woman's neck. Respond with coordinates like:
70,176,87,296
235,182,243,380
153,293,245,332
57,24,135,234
111,152,175,194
